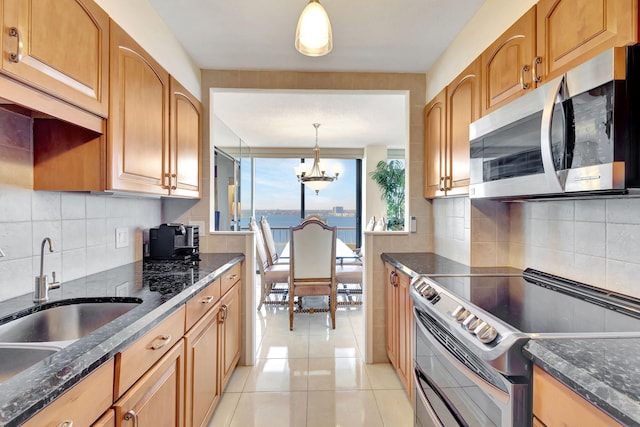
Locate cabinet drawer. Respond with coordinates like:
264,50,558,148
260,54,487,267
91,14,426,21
23,358,114,427
221,263,241,296
115,306,185,398
186,278,221,330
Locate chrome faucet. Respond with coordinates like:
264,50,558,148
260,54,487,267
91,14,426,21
34,237,60,303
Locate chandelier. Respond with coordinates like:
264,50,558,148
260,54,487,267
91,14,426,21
295,123,339,194
295,0,333,57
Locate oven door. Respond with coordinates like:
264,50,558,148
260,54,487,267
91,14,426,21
413,308,529,427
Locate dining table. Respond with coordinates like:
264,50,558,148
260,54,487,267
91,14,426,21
279,238,360,265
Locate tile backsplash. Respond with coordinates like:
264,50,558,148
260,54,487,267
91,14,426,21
0,108,161,301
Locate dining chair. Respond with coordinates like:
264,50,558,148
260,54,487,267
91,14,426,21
260,217,287,266
301,214,327,224
249,217,289,310
289,219,337,330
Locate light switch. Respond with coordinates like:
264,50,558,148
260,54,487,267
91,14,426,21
115,227,129,248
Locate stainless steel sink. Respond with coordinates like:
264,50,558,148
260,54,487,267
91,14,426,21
0,344,59,383
0,300,141,343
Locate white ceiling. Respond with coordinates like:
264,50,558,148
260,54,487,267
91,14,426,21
148,0,486,150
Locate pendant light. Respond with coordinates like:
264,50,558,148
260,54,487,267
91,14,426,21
295,123,340,194
295,0,333,57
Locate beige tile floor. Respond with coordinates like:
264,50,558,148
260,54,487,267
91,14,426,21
208,291,414,427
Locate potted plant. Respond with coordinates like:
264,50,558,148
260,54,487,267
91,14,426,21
369,160,405,230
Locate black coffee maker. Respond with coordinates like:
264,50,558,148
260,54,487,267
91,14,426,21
148,224,199,260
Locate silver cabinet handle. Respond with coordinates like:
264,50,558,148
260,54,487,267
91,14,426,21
124,410,138,427
57,421,73,427
201,295,215,304
170,173,177,190
520,64,530,90
219,304,228,323
533,56,542,83
149,334,171,350
8,27,22,63
162,172,171,190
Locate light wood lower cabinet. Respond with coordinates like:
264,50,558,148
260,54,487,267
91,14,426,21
23,359,114,427
384,262,413,398
185,300,221,427
219,281,241,391
533,365,622,426
114,340,185,427
93,409,115,427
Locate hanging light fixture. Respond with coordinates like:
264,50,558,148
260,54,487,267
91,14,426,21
295,123,340,194
295,0,333,57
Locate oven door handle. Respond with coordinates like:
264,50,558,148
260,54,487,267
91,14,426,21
415,310,510,405
414,366,469,427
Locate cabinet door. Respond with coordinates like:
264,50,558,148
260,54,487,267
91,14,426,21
384,263,398,366
219,282,241,391
114,340,185,427
481,7,536,115
537,0,637,81
93,409,115,427
108,21,170,195
397,270,413,395
424,90,447,198
446,58,480,196
1,0,109,117
169,77,201,198
185,302,221,427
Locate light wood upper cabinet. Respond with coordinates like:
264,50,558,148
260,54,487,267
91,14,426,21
481,7,536,115
446,58,480,196
1,0,109,117
108,20,170,195
536,0,638,81
170,77,202,198
423,89,447,198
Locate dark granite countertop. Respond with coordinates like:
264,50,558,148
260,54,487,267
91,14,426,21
524,338,640,426
381,252,520,277
0,252,244,427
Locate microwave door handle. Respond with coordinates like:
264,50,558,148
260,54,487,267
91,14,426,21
540,75,565,193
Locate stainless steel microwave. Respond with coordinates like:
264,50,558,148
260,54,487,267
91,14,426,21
469,46,640,199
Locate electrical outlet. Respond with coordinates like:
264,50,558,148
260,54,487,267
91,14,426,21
115,227,129,249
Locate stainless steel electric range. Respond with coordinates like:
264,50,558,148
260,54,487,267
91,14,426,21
411,268,640,427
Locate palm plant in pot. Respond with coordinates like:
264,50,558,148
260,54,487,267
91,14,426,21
369,160,405,230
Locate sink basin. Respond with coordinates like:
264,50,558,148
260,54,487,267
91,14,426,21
0,299,141,343
0,344,59,383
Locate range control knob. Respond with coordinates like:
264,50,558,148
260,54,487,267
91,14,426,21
451,306,470,323
474,322,498,344
414,282,427,293
462,314,482,332
421,285,438,300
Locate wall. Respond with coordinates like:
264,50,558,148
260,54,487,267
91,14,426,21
94,0,201,100
425,0,537,102
0,109,161,302
432,198,470,264
509,199,640,298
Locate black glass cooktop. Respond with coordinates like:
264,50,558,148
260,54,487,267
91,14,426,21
428,269,640,334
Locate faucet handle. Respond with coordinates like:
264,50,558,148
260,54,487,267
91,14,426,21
50,271,60,290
